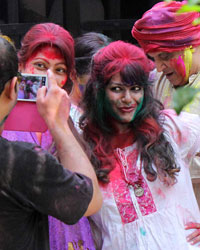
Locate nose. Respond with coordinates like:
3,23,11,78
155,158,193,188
47,68,53,74
155,59,167,72
47,68,59,85
122,90,132,104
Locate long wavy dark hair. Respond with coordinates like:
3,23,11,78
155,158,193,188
80,41,179,184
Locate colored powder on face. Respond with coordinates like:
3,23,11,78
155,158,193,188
104,95,122,121
170,56,186,80
183,46,194,82
60,76,68,87
104,93,144,123
28,66,35,74
96,88,108,128
131,95,144,122
29,45,64,62
41,46,63,60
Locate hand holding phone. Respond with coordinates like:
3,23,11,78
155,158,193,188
4,73,48,132
37,70,71,130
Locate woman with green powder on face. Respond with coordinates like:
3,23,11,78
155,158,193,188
79,40,200,249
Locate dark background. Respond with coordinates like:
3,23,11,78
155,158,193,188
0,0,161,48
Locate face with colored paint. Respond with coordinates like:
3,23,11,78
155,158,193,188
105,73,144,132
149,46,200,87
148,51,187,87
19,45,68,88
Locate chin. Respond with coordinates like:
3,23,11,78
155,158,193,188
120,118,133,124
169,75,187,87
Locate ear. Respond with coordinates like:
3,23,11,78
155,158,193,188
0,77,18,133
4,77,18,100
70,70,77,83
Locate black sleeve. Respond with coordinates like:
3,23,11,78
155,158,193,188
10,141,93,225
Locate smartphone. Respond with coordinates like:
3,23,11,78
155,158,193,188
4,73,48,132
18,73,48,102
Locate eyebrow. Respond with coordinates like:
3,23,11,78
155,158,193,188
159,52,170,57
33,57,66,66
109,81,123,85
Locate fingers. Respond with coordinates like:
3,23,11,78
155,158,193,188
185,222,200,246
185,222,200,230
47,69,57,89
186,229,200,245
36,69,71,126
37,86,47,102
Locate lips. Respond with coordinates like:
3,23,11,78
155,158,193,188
164,71,174,81
119,106,136,113
164,71,173,76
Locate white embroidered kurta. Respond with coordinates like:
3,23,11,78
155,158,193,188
91,110,200,250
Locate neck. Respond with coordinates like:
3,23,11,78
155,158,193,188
111,129,135,149
114,122,131,134
0,115,6,135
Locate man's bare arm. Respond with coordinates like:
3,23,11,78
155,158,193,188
36,70,102,216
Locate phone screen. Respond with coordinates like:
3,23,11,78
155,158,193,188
18,73,48,102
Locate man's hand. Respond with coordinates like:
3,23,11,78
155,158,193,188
185,222,200,246
36,70,71,129
36,69,102,216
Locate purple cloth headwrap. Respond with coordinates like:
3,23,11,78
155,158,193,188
132,1,200,53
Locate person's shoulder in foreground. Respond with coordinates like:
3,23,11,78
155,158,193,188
0,136,93,250
0,34,102,250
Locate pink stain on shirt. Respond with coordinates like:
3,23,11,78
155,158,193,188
156,188,166,199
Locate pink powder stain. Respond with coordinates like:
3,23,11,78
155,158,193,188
41,46,63,60
170,56,186,79
60,76,68,87
156,188,166,199
28,66,35,74
177,205,195,225
175,131,182,145
75,185,80,190
187,152,192,162
28,45,64,62
181,129,188,143
185,222,198,229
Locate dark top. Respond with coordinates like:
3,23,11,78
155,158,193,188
0,137,93,250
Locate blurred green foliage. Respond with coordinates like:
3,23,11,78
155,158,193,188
164,0,200,12
172,87,200,115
